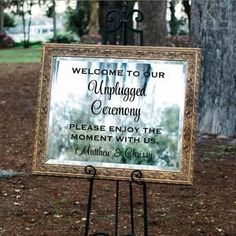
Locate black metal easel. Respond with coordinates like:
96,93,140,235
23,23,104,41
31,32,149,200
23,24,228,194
84,2,147,235
84,166,148,236
102,0,144,46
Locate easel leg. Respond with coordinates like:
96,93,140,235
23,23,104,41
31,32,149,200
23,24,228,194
115,180,119,236
84,177,94,236
129,181,135,235
84,165,97,236
83,167,149,236
143,182,148,236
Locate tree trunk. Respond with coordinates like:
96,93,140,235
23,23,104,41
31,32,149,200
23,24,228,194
182,0,191,29
0,2,4,32
22,12,26,46
190,0,236,137
52,0,57,41
138,0,167,46
87,0,98,35
26,5,32,47
169,0,177,36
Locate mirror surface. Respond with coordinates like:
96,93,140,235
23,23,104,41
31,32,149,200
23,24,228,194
46,57,187,171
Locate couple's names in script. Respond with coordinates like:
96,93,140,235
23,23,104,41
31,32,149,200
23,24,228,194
72,67,165,122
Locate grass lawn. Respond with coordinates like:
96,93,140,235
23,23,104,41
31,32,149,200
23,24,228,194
0,48,42,63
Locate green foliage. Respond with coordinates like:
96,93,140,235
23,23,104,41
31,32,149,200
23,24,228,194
213,145,236,155
147,105,180,167
45,3,54,18
4,13,15,27
65,2,90,37
160,105,179,135
169,17,187,36
54,196,68,205
169,0,187,35
48,31,79,43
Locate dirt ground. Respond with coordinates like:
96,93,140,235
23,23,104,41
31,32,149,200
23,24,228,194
0,64,235,236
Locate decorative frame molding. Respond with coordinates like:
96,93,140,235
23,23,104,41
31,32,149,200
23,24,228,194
32,43,201,184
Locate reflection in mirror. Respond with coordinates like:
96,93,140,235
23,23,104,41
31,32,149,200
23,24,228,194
46,57,186,171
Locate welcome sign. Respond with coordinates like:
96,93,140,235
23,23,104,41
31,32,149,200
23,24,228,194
33,44,201,184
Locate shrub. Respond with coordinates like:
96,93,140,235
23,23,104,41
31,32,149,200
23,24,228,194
48,32,79,43
0,32,14,48
13,41,42,48
81,34,101,44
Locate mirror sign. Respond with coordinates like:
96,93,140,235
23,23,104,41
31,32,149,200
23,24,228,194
33,44,201,184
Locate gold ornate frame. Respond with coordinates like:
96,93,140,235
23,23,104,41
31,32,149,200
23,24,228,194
32,43,201,184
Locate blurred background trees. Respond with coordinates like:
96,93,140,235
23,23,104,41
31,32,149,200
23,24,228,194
10,0,35,48
0,0,11,32
1,0,191,45
65,0,90,37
